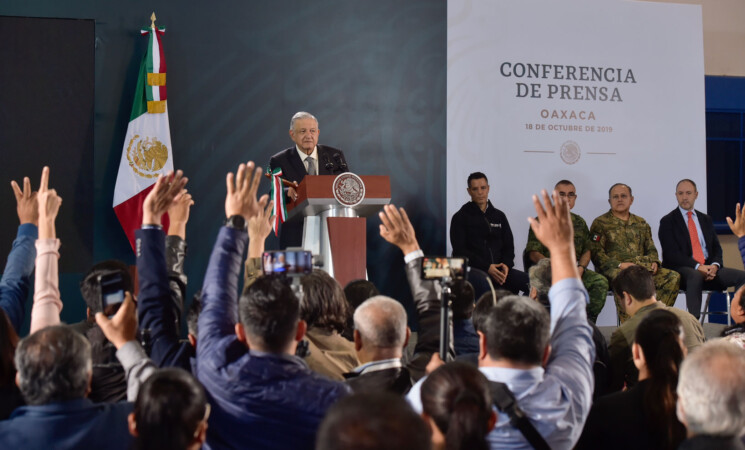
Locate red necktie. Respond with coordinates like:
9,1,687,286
687,211,705,265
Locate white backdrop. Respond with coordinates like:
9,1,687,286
446,0,706,273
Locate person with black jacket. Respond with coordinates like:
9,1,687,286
450,172,529,295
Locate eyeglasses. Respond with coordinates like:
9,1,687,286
557,192,577,198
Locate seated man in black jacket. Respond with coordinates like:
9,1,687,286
450,172,529,295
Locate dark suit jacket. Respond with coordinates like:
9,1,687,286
659,207,723,269
344,367,413,395
268,145,348,248
0,398,133,449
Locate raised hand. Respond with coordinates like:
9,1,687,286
142,170,188,226
225,161,269,221
528,190,578,282
10,170,40,226
726,202,745,238
36,167,62,240
167,189,194,239
379,204,419,255
94,292,138,350
248,202,274,258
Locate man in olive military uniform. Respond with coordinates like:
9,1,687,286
525,180,609,322
590,183,680,322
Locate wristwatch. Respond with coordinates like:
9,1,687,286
224,215,246,230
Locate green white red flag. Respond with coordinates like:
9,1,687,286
113,22,173,251
270,168,288,236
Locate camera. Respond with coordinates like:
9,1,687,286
261,250,313,276
421,256,467,281
98,272,126,318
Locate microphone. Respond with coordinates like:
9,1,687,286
323,153,334,171
333,153,348,172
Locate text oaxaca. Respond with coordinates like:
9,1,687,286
500,62,637,102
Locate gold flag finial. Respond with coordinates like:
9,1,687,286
150,12,156,29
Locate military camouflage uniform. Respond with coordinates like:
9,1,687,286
526,212,609,322
589,210,680,322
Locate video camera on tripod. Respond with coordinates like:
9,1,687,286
420,256,468,361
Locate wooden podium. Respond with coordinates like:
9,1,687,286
286,174,391,287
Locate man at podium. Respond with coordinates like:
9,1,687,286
269,111,349,249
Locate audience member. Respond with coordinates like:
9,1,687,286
342,279,380,340
472,292,494,331
344,296,413,395
129,368,209,450
72,259,134,402
195,161,349,450
452,289,511,366
0,326,133,448
677,341,745,450
0,310,20,420
94,292,157,401
300,270,358,380
410,189,595,448
136,172,195,372
31,166,63,333
239,200,360,381
344,279,380,311
471,288,511,334
378,204,455,381
451,279,479,355
608,265,704,391
420,361,496,450
525,179,609,322
16,162,745,450
528,258,611,399
660,180,745,319
590,183,680,322
316,392,431,450
450,172,529,295
164,187,194,332
0,168,43,419
577,309,687,450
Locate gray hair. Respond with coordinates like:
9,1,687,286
677,340,745,436
353,296,407,348
289,111,318,130
15,326,92,405
529,258,551,301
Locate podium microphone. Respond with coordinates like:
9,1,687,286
333,153,348,172
323,153,335,171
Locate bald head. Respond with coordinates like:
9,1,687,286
353,296,407,349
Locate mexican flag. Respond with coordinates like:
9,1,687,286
113,23,173,251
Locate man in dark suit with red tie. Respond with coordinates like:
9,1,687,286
659,179,745,319
269,111,349,249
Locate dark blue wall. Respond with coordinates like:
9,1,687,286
1,1,447,330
